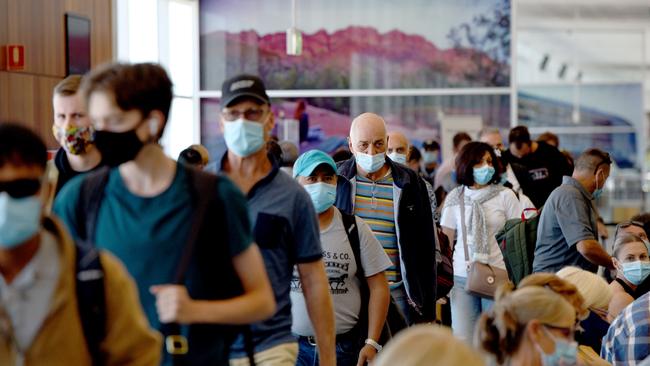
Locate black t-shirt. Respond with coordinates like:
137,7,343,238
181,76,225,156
54,148,103,194
502,142,572,208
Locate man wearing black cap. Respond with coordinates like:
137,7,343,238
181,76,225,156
215,74,336,366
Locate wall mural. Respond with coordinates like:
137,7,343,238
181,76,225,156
199,0,511,154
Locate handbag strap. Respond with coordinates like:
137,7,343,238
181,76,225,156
459,187,470,263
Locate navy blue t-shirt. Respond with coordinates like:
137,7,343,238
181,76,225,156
219,158,323,358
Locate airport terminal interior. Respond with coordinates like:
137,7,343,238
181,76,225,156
2,0,650,365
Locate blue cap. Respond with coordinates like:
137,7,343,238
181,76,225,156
293,150,337,178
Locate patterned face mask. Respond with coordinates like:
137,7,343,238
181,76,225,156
53,125,95,155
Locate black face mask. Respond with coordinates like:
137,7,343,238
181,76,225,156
94,129,144,167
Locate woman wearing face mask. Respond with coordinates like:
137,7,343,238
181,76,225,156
477,282,581,366
441,142,522,341
518,273,610,366
291,150,392,366
608,234,650,321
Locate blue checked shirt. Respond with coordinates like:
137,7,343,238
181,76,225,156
602,292,650,365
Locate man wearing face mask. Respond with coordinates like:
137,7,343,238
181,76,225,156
420,140,440,185
335,113,437,325
48,75,103,204
291,150,391,366
0,123,161,365
533,148,614,274
386,131,410,166
54,63,276,365
213,75,336,366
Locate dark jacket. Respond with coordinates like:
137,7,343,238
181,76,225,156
335,157,437,322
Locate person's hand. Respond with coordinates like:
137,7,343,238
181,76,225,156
357,344,378,366
150,285,196,324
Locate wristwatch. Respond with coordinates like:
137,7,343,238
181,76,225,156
365,338,382,352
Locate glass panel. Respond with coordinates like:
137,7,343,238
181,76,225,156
200,0,511,90
518,83,644,168
168,0,195,97
201,94,510,159
162,97,195,159
127,0,159,63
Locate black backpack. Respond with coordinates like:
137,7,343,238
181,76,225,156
73,166,255,365
340,212,407,344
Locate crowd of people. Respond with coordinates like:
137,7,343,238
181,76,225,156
1,61,650,366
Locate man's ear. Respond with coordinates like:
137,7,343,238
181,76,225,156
348,137,354,153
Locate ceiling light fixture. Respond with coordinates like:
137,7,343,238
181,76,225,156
286,0,302,56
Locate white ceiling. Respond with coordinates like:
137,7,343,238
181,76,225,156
515,0,650,109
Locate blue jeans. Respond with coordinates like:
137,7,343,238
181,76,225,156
390,284,412,325
450,276,493,343
295,336,359,366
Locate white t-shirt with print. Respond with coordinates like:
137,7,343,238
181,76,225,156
440,186,521,278
291,208,392,336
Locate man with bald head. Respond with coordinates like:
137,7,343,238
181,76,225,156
335,113,437,326
386,131,410,165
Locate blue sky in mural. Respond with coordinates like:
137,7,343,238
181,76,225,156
201,0,503,49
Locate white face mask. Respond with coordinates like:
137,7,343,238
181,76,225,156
388,152,407,165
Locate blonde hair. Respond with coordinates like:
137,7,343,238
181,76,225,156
53,74,83,96
613,234,648,258
556,266,612,310
374,325,485,366
476,282,576,365
518,273,588,319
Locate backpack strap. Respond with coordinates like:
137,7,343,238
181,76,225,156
75,242,106,366
162,167,256,366
72,166,111,365
160,167,217,365
340,212,369,340
76,166,111,243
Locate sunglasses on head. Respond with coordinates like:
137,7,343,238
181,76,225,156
0,179,42,199
615,220,646,238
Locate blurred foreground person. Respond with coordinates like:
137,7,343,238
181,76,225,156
0,123,160,365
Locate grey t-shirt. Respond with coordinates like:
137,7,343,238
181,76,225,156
533,176,600,273
291,208,392,336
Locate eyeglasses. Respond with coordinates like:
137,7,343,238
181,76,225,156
0,179,42,199
221,108,268,122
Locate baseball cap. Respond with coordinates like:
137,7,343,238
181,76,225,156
293,150,337,179
221,74,270,107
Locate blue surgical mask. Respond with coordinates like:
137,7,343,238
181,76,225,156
303,182,336,213
622,261,650,285
593,171,605,200
0,192,42,248
593,189,603,200
355,152,385,174
499,172,508,185
473,165,496,185
388,152,407,165
423,151,438,165
223,119,265,157
538,327,579,366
